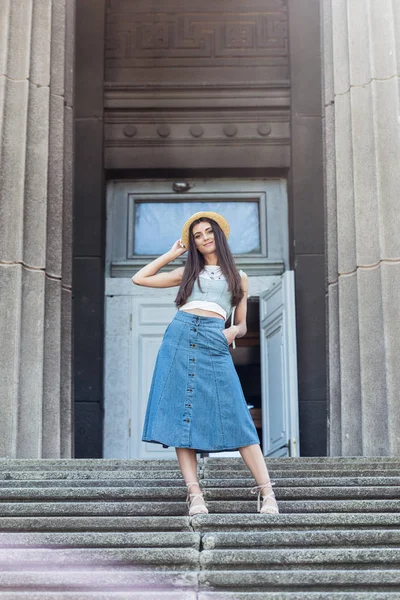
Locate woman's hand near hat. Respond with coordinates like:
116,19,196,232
170,238,187,258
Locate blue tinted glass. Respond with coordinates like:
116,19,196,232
133,201,260,255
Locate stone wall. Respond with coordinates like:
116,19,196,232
0,0,74,457
323,0,400,456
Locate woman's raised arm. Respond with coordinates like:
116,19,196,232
131,240,186,288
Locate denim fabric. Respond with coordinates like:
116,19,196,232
142,310,260,452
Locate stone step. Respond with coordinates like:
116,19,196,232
1,457,400,472
0,516,192,532
198,569,400,590
199,547,400,569
1,530,398,551
0,594,196,600
0,595,395,600
0,531,200,548
204,468,400,477
2,513,400,533
0,547,199,568
0,569,198,591
191,513,400,530
0,485,398,502
1,476,400,488
3,469,400,481
198,594,400,599
1,499,399,517
201,530,400,548
204,457,400,466
0,568,399,593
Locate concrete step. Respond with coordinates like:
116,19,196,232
199,547,400,569
0,569,198,591
1,476,400,488
0,547,199,568
1,485,399,501
201,530,400,549
0,458,399,598
0,594,197,600
191,513,400,531
198,569,400,591
0,516,192,532
1,530,398,550
0,569,399,593
0,531,200,548
1,457,400,472
198,594,400,600
1,499,399,517
2,513,400,533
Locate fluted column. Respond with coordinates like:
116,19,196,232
0,0,74,457
323,0,400,456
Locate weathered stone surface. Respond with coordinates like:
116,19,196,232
42,278,62,457
347,0,371,86
331,0,350,95
0,78,28,263
382,262,400,455
0,531,200,549
324,103,338,284
328,283,341,456
30,0,51,86
357,267,389,456
0,2,11,76
0,265,21,457
200,547,400,568
0,569,198,591
199,569,400,588
338,274,362,455
16,268,46,458
6,0,32,80
0,0,73,458
0,515,192,532
325,0,400,458
202,530,400,549
373,78,400,259
350,85,380,266
23,84,50,268
334,93,356,274
50,0,66,97
0,547,200,568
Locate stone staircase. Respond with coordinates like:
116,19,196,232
0,457,399,599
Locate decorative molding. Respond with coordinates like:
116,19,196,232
106,9,288,68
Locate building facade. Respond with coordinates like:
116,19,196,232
0,0,398,459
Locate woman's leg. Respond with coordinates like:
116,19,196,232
239,443,271,483
175,448,206,510
175,448,199,490
239,443,279,513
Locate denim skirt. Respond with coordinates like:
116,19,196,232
142,310,260,453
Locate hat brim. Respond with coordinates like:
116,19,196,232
181,211,230,249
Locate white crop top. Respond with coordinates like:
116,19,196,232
179,267,244,349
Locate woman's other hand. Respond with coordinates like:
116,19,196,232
222,325,239,346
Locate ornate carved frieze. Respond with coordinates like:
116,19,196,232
104,0,290,169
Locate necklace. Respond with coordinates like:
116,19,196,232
203,265,223,280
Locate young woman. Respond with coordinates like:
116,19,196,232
132,211,278,516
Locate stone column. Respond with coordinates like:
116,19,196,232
323,0,400,456
0,0,74,457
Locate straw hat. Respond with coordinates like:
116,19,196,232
181,211,230,249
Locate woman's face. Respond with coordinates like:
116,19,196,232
191,220,216,255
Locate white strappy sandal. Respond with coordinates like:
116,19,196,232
186,481,209,516
251,481,279,514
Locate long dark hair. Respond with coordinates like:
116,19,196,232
175,218,244,309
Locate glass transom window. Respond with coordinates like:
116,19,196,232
132,200,261,255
